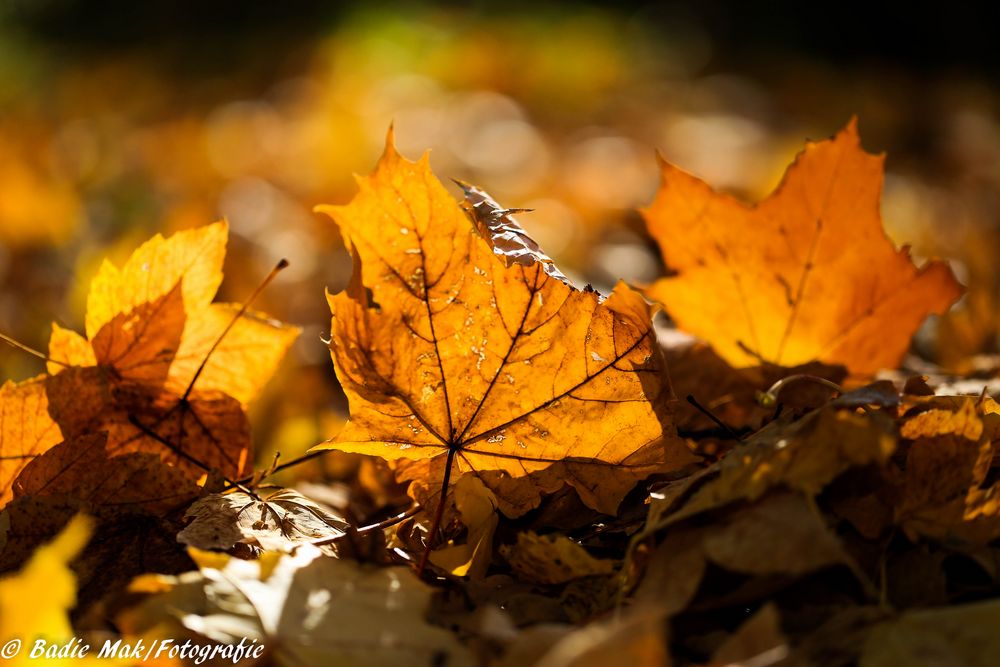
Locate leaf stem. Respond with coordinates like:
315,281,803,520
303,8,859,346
758,374,843,407
308,505,421,546
417,446,457,576
224,448,332,490
0,332,70,368
182,258,288,401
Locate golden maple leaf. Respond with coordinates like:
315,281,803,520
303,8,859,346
315,131,695,517
0,377,63,507
642,119,963,376
49,221,299,406
0,221,297,503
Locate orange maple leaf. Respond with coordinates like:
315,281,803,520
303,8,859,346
41,221,297,480
642,120,963,376
49,221,299,406
315,132,695,520
0,221,297,501
0,377,63,507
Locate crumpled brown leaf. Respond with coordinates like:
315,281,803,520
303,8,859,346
119,545,475,667
647,405,896,531
500,531,615,585
177,489,347,552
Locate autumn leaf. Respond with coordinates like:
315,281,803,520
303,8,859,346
315,131,695,519
890,396,1000,545
39,220,297,480
427,475,498,578
500,531,615,585
643,119,963,376
12,433,200,517
0,376,63,508
177,489,347,552
119,545,475,667
0,220,295,614
646,404,896,530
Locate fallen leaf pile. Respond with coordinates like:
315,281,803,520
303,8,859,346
5,121,1000,666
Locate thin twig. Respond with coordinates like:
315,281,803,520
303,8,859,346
225,448,332,490
686,394,742,441
0,332,70,368
309,505,421,546
417,446,458,576
182,258,289,401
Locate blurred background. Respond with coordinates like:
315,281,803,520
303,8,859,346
1,0,998,467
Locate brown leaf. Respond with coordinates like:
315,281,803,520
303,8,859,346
501,531,615,585
177,489,347,552
892,397,1000,545
652,406,896,528
13,432,201,517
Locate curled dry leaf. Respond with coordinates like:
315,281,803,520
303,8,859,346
119,545,475,667
177,489,348,552
500,531,615,585
643,119,962,376
648,405,896,530
893,397,1000,545
314,131,695,517
454,179,571,286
